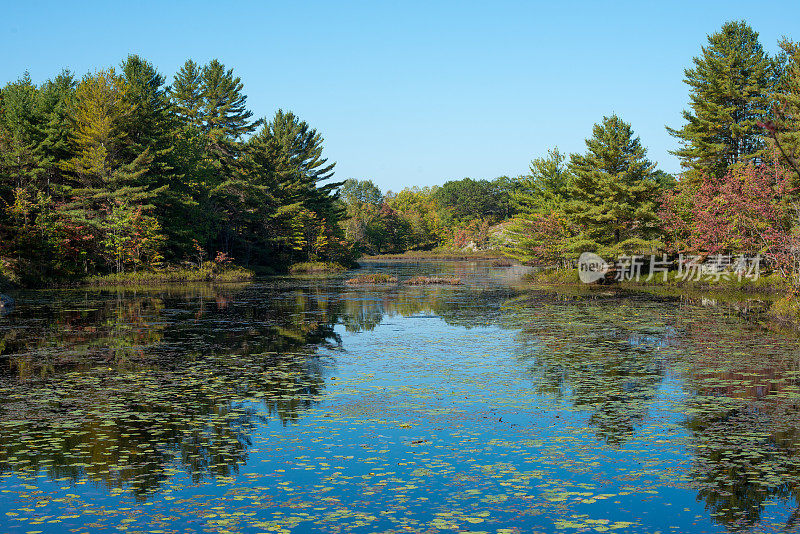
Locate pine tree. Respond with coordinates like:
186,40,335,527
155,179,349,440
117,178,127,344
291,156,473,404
200,59,260,139
61,69,163,273
245,110,344,263
120,54,201,259
764,39,800,190
0,72,45,193
169,59,204,130
668,21,780,182
259,109,340,215
35,70,76,189
567,115,661,254
172,59,261,257
512,147,572,215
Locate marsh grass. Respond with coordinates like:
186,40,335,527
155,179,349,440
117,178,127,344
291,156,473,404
84,265,255,286
526,267,789,293
345,273,398,285
364,249,502,261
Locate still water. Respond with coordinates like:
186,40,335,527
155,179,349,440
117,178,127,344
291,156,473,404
0,260,799,533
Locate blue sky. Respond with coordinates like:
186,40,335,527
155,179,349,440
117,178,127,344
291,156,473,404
2,1,798,192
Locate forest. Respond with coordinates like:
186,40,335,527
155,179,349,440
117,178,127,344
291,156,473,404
1,21,799,287
341,21,800,286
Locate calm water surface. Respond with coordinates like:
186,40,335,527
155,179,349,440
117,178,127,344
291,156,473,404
0,260,799,533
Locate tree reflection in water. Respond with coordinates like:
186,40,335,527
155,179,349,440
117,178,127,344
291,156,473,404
0,277,512,499
2,271,800,533
505,288,800,531
0,283,337,498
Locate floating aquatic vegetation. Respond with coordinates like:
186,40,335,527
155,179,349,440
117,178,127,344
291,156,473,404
0,261,799,533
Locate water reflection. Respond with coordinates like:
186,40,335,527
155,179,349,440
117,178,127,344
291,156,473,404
0,266,800,533
504,288,800,531
0,283,338,498
506,293,672,446
0,275,514,500
678,310,800,531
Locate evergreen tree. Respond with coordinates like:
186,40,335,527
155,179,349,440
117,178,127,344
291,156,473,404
169,59,204,129
200,59,260,139
668,21,780,182
512,147,573,215
121,55,199,258
567,115,661,254
0,72,45,193
246,110,344,263
61,69,163,273
764,39,800,189
260,109,340,215
35,70,76,188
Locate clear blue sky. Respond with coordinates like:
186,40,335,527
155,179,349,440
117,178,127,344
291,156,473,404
2,1,798,192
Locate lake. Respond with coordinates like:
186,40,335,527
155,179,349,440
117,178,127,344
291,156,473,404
0,260,799,534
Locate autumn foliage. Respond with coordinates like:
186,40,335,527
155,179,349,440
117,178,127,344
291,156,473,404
661,162,799,278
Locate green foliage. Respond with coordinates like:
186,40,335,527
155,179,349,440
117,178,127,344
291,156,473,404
567,115,661,248
84,263,254,286
507,118,669,265
668,20,780,182
766,39,800,191
0,58,350,284
341,178,382,206
513,147,572,215
435,177,510,222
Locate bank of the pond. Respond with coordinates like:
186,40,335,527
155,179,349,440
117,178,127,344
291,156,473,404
4,260,356,290
525,267,800,329
364,249,504,261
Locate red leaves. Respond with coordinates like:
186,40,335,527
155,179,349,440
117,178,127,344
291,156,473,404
662,162,798,276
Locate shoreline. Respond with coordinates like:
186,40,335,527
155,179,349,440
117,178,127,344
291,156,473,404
523,267,800,331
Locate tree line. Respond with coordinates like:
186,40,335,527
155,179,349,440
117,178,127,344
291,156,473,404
3,20,800,284
510,20,800,280
0,56,350,284
339,21,800,282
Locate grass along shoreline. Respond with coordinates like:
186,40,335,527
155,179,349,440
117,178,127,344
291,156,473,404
526,268,789,293
363,249,504,261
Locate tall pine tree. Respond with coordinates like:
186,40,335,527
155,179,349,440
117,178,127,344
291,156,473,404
764,39,800,190
668,21,780,182
61,69,163,273
567,115,661,254
169,59,204,130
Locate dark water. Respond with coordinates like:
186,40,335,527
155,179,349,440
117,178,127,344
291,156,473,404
0,260,799,534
